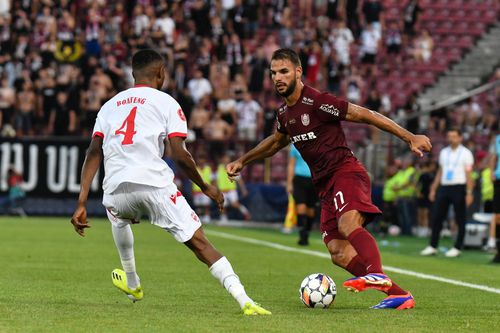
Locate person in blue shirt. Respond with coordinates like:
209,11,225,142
286,145,318,245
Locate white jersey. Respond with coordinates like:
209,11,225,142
92,85,187,194
438,144,474,186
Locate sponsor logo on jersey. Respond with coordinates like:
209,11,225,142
290,131,317,143
301,114,310,126
322,231,328,240
278,106,286,114
177,108,186,121
302,97,314,105
338,202,349,212
289,118,296,124
319,103,340,116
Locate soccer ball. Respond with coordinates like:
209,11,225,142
299,273,337,308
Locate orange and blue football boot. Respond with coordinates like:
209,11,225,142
343,273,392,293
371,293,415,310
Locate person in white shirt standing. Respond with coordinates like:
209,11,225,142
421,128,474,257
70,49,270,315
187,69,212,104
236,92,262,141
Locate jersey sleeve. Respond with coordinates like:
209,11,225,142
464,149,474,171
166,98,188,139
438,149,445,169
92,110,105,139
276,114,287,134
316,92,348,122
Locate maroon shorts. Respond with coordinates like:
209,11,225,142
319,168,382,245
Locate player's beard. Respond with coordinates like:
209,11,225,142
275,77,297,98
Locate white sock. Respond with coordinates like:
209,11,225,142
112,224,140,289
209,256,253,308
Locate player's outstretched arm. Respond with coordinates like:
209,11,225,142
169,137,224,211
345,103,432,157
71,136,103,236
227,130,289,179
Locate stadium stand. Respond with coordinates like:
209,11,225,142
0,0,499,193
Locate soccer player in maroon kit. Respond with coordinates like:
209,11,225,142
227,49,432,309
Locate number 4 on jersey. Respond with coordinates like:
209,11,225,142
115,107,137,145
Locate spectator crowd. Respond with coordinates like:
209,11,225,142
0,0,440,142
0,0,498,167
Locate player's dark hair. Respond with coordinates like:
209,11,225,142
447,127,462,136
132,49,164,77
271,48,301,67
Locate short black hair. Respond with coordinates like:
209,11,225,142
132,49,164,76
447,127,462,136
271,48,301,67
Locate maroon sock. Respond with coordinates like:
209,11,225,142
386,283,408,296
345,255,367,277
347,228,383,274
346,255,408,295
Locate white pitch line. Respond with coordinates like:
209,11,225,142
206,230,500,295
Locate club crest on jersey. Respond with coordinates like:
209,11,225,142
301,114,310,126
302,97,314,105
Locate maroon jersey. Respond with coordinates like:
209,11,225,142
276,85,363,194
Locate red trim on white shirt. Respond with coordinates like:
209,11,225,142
168,132,187,139
133,84,151,88
92,131,104,139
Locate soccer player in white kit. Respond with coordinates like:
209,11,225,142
70,49,270,315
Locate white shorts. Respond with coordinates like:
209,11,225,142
223,190,239,207
102,182,202,243
192,191,211,207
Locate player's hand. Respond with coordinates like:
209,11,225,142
428,189,436,202
203,184,224,212
408,134,432,158
226,160,243,182
466,193,474,207
71,204,91,237
286,182,293,195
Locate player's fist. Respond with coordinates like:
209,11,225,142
226,160,243,182
408,134,432,158
71,204,91,237
203,184,224,212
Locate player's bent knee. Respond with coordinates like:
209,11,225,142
327,241,351,268
329,249,352,268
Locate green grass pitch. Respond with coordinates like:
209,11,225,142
1,217,499,332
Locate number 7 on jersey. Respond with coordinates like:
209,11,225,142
115,107,137,145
